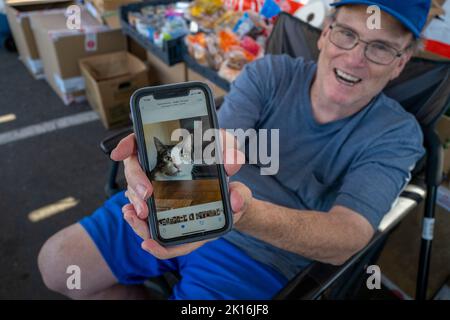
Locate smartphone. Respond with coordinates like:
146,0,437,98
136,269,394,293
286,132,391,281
130,82,233,246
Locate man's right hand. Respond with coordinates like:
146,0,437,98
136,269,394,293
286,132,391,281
110,132,252,260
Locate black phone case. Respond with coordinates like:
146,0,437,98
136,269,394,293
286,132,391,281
129,81,233,246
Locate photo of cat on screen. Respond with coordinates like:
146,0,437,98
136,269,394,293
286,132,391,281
150,135,194,181
145,116,219,182
143,115,222,212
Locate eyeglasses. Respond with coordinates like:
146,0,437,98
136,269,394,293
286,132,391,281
328,23,408,65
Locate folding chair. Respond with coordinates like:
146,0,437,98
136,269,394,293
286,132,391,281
266,13,450,300
100,12,450,300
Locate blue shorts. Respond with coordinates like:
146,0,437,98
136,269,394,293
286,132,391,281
79,191,288,299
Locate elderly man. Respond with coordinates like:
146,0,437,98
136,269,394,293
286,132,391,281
38,0,430,299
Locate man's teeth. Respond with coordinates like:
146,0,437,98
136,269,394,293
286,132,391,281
335,69,361,83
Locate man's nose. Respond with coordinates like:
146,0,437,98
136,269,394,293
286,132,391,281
346,42,368,67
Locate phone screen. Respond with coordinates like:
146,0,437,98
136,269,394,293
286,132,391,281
137,88,228,241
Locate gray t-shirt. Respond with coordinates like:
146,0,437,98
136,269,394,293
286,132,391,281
218,54,425,280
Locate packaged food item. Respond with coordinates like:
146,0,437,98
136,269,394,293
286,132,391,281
188,0,226,31
280,0,303,15
213,11,243,31
218,46,251,81
136,17,155,39
260,0,281,19
205,34,223,70
141,5,157,16
240,35,261,57
226,48,250,69
223,0,264,12
218,60,244,82
233,12,255,37
185,33,208,65
131,4,189,46
190,0,224,17
183,0,274,79
128,12,143,27
218,29,240,53
162,15,189,39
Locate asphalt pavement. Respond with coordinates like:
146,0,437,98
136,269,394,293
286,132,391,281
0,48,126,299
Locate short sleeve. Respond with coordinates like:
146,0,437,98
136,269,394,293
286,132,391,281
217,55,280,130
334,119,425,229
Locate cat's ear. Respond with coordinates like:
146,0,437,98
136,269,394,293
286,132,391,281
153,137,165,153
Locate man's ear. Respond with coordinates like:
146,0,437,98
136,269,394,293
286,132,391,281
317,21,331,51
390,49,413,80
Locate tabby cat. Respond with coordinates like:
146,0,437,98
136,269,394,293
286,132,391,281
150,135,194,181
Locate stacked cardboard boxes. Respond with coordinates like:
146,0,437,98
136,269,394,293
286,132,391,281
30,8,127,104
5,0,73,78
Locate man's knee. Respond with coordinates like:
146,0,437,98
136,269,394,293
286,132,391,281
38,224,94,299
38,226,74,297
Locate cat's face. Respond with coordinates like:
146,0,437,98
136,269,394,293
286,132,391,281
153,135,192,176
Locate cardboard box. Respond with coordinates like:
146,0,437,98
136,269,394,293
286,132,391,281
187,68,227,99
5,0,73,78
80,51,148,128
30,9,127,105
146,51,186,84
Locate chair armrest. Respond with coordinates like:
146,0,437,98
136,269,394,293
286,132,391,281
378,183,426,232
273,183,426,300
100,127,133,156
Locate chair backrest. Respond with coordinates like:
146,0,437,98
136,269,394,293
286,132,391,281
384,59,450,128
265,12,450,128
265,12,320,61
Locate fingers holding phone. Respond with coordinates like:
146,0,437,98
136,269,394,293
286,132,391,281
110,133,137,161
229,181,252,224
129,82,237,247
111,133,152,219
122,203,150,240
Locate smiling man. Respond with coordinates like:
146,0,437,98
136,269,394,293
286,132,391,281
38,0,431,300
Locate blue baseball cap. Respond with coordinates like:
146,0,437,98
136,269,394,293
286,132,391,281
330,0,432,38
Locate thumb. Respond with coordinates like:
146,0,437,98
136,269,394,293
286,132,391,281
111,133,136,161
229,182,252,215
